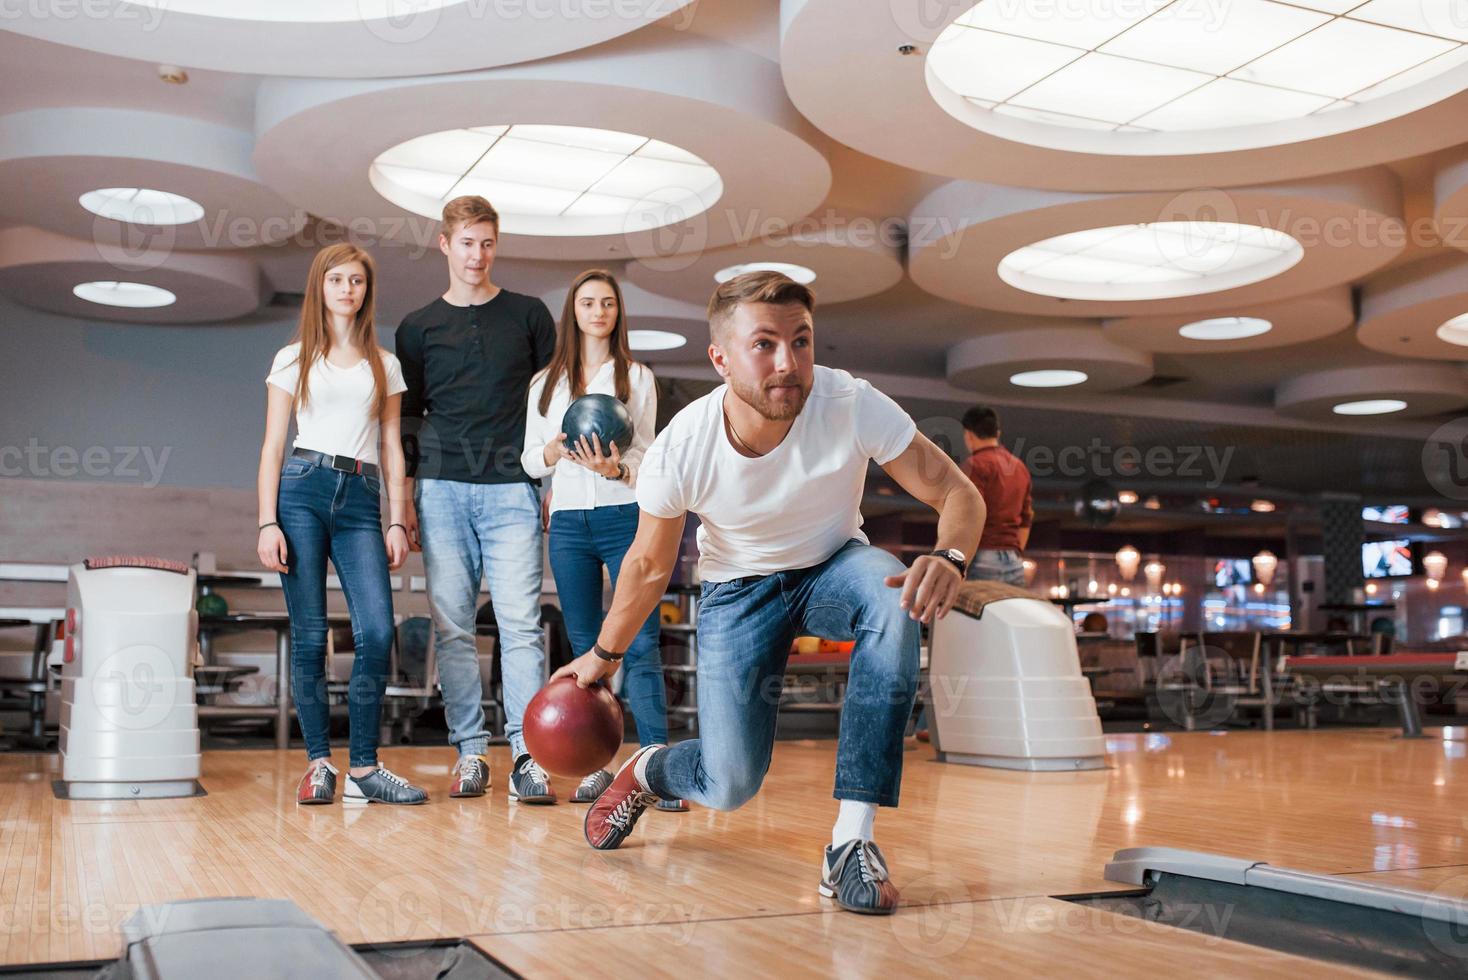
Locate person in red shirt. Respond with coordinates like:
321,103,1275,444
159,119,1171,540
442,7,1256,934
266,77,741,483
960,405,1032,584
915,406,1032,742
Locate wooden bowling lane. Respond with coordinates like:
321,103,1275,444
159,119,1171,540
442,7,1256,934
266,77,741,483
2,727,1467,972
468,897,1382,979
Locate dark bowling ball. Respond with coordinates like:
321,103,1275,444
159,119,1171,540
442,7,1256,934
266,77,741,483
523,676,625,778
561,393,633,454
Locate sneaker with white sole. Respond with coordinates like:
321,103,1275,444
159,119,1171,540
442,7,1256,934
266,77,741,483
297,759,337,805
571,768,613,803
508,753,556,804
819,839,899,915
449,754,490,798
344,767,429,805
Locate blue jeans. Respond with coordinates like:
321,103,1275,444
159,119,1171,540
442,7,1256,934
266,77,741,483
416,478,544,759
276,457,395,768
646,540,919,810
968,549,1026,586
548,503,667,747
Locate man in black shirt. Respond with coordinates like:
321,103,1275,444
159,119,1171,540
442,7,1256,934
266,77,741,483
396,195,558,803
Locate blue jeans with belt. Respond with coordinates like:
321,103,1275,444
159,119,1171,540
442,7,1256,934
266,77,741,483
276,456,395,768
548,503,668,747
645,540,919,810
416,478,544,760
968,548,1027,586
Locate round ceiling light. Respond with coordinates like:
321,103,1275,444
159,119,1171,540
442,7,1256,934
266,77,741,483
998,222,1303,301
628,329,688,351
1332,398,1408,415
927,0,1468,144
1178,315,1274,340
369,124,723,238
124,0,465,22
72,281,177,308
1436,312,1468,346
1010,369,1089,387
79,187,206,226
712,261,817,284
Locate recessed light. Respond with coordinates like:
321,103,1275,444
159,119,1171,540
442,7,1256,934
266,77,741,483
1332,398,1407,415
1179,316,1273,341
713,262,817,284
1010,369,1088,387
369,124,723,237
628,329,687,351
128,0,463,22
79,188,205,226
928,1,1467,142
1436,312,1468,346
72,281,176,308
998,222,1302,302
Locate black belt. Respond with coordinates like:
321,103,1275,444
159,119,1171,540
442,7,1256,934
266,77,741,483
291,448,380,479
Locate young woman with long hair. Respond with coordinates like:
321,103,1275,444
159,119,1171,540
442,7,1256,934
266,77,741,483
257,243,427,806
521,269,681,810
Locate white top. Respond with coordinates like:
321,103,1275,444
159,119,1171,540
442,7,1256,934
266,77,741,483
637,366,916,582
266,343,407,465
521,360,656,515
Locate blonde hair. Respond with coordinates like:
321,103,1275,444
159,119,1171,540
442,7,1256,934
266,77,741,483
440,195,500,241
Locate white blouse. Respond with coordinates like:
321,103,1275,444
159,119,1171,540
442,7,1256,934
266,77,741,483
521,359,656,515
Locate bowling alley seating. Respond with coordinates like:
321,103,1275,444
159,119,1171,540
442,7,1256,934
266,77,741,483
1158,631,1284,730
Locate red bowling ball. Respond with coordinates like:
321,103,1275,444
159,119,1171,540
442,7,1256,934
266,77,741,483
523,677,625,778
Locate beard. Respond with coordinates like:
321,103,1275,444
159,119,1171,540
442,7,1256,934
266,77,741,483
729,372,810,421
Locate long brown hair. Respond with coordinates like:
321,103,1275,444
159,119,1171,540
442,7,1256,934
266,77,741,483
289,244,387,419
537,269,634,417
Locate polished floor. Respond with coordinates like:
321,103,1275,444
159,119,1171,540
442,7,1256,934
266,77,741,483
2,728,1466,976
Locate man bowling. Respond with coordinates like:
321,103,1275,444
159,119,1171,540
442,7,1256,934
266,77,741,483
553,270,984,915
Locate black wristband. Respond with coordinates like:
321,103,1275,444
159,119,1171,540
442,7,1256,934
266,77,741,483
259,521,280,531
593,642,624,663
388,523,407,534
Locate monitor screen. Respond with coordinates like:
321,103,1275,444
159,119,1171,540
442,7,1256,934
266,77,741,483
1363,539,1413,578
1212,559,1253,588
1363,505,1410,524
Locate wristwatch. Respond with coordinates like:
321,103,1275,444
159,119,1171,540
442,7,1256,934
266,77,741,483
605,462,629,482
592,642,624,663
930,548,968,577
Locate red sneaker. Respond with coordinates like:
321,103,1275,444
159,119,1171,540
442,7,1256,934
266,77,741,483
584,745,662,850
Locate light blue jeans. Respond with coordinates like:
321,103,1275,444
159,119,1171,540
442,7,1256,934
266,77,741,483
645,540,919,810
968,548,1027,586
416,478,544,760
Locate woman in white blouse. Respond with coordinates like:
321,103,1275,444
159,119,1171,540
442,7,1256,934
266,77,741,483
257,243,427,807
521,269,681,810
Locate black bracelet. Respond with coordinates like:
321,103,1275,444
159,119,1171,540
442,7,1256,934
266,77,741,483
388,523,407,534
259,521,280,531
592,642,624,663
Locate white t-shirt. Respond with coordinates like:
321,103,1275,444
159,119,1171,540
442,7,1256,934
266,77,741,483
521,360,656,515
266,343,407,465
638,366,916,582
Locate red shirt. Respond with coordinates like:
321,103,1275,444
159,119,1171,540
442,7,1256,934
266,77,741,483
965,445,1033,551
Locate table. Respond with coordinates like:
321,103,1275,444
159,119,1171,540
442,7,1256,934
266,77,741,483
0,607,64,747
1282,651,1468,737
197,612,353,749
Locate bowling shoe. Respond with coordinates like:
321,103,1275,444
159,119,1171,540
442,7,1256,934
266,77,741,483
571,769,614,803
297,759,337,805
344,767,429,805
450,754,490,798
584,744,662,850
509,753,557,804
819,840,900,915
